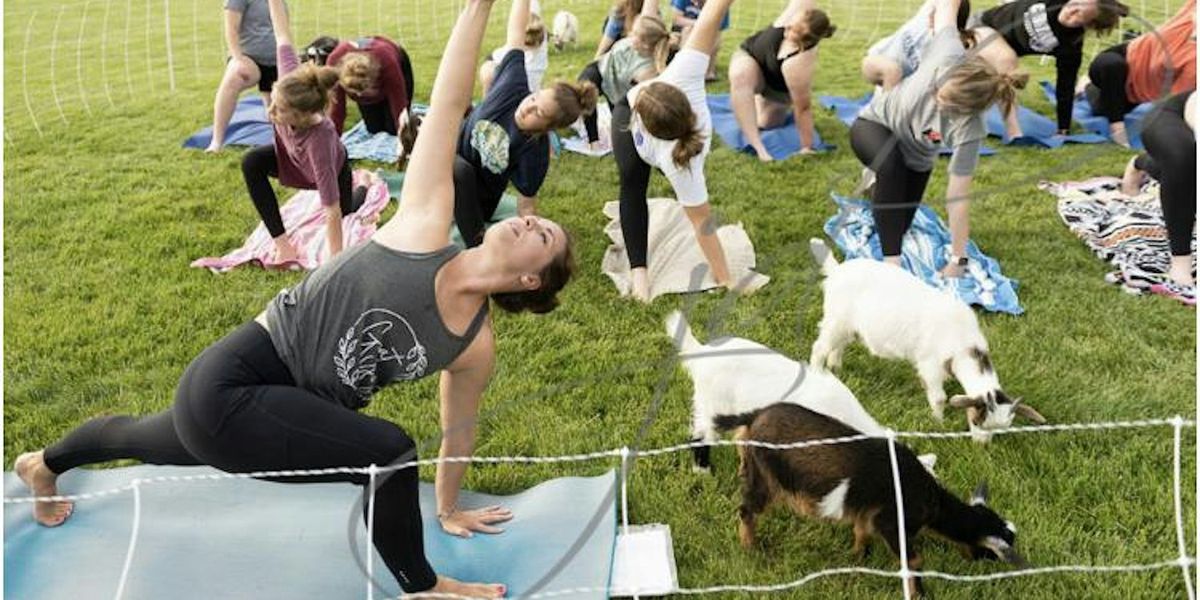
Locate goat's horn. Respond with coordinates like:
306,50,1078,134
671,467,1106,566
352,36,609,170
948,394,983,408
1014,403,1047,424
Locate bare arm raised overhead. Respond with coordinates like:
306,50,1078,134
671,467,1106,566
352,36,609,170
506,0,532,50
265,0,291,49
684,0,735,55
374,1,496,253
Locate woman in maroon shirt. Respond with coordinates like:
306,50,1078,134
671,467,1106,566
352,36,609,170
240,0,359,264
326,36,416,135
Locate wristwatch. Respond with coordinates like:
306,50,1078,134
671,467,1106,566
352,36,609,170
949,254,969,266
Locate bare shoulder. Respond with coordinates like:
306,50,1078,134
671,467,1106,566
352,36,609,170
448,317,496,375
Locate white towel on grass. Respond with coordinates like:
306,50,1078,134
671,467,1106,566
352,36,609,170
601,198,770,299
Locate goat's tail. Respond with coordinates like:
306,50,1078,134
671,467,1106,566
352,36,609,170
809,238,839,276
664,310,701,353
713,410,761,433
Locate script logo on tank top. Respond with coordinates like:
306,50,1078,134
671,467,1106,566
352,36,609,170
1023,3,1060,53
334,308,429,402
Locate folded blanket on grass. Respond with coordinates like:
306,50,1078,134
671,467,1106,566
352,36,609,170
562,103,613,157
707,94,834,159
823,194,1023,315
190,171,390,272
182,96,272,149
1038,81,1153,150
817,93,997,156
601,198,770,300
1039,176,1194,293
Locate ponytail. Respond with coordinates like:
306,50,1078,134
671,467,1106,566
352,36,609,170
549,80,600,130
632,15,671,73
273,63,340,123
794,9,837,51
672,127,705,169
634,82,705,169
938,57,1028,115
994,70,1030,117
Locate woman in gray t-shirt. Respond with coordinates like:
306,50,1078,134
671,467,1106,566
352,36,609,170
206,0,282,152
850,0,1027,277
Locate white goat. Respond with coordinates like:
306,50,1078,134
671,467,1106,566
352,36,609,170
551,11,579,51
807,239,1045,442
665,310,934,473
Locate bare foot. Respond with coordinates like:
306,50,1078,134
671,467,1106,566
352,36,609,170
416,575,506,599
1169,256,1195,287
204,141,223,153
272,237,300,265
1121,156,1146,196
629,269,651,303
754,148,773,162
15,451,73,527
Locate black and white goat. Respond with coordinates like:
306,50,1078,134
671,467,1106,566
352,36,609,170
665,311,935,474
808,239,1045,442
717,403,1027,598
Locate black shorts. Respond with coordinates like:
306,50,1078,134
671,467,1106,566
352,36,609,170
228,56,279,92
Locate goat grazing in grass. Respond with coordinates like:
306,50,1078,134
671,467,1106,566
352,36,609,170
665,310,935,474
808,239,1045,443
717,403,1028,598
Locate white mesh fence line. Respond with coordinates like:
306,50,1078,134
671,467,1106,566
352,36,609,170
5,416,1194,504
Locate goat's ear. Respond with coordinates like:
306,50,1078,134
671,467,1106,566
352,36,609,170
1014,401,1047,424
970,481,990,506
948,394,983,409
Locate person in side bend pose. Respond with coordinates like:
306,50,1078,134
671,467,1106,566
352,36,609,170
727,0,836,161
861,0,972,91
1087,0,1195,147
454,0,597,246
238,0,361,264
851,0,1028,277
1121,90,1197,304
671,0,731,81
577,0,672,150
613,0,746,302
596,0,645,57
324,35,416,135
973,0,1128,139
206,0,283,153
480,0,549,95
15,1,575,597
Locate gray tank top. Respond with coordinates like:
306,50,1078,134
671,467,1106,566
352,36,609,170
266,242,489,409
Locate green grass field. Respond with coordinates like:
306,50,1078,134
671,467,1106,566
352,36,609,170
4,0,1196,597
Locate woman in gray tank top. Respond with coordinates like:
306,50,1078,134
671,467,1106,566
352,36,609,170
14,2,575,598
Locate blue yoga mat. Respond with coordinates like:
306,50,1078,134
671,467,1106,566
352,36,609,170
5,466,617,599
1038,80,1152,150
983,104,1107,148
342,120,400,162
707,94,835,159
823,194,1023,315
183,96,273,150
817,93,998,157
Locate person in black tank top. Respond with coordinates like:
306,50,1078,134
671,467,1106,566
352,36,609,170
727,0,836,161
14,2,575,598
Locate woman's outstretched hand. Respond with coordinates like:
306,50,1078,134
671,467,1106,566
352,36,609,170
439,505,514,537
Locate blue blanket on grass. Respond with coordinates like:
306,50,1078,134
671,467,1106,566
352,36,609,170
182,96,272,149
1038,80,1153,149
823,194,1023,315
4,466,617,600
817,93,998,156
708,94,834,159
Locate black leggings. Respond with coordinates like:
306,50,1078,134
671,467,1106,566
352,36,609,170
452,155,505,248
1135,90,1196,256
578,60,609,143
42,321,438,593
850,118,933,257
1088,42,1135,123
612,98,653,269
241,144,356,239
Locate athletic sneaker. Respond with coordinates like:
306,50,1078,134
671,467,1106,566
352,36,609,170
1149,281,1196,306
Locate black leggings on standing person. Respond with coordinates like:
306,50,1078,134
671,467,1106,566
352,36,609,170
452,155,505,248
241,144,357,239
611,98,653,269
1088,42,1135,123
1134,90,1196,257
41,321,439,593
849,118,933,257
578,60,608,143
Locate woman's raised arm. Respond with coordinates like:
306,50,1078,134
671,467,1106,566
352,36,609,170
375,1,496,252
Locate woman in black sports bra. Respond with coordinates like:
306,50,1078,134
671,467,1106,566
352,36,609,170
727,0,835,162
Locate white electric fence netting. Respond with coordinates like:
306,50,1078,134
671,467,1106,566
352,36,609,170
5,416,1196,600
2,0,1184,138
